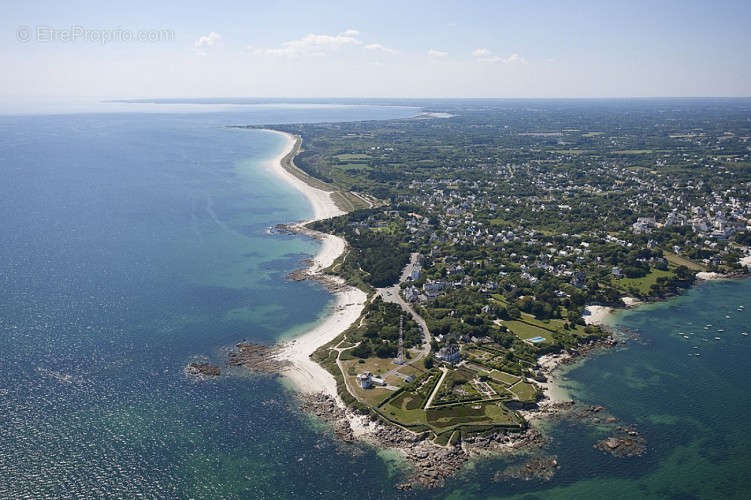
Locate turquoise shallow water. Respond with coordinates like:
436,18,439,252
447,279,751,500
1,104,750,498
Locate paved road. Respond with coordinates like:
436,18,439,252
375,253,433,379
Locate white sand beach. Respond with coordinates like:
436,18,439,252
534,352,575,404
583,305,614,326
263,130,367,398
622,296,643,308
696,271,726,280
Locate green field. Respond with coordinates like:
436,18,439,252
508,379,539,403
664,251,705,271
488,370,521,386
380,400,429,427
334,153,372,161
613,149,655,154
426,402,519,432
614,268,674,295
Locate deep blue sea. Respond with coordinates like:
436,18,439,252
1,103,750,499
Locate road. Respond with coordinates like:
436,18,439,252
335,253,434,395
375,253,433,380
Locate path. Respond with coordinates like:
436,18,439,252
424,367,448,409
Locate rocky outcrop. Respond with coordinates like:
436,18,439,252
185,361,220,378
296,392,550,490
298,392,357,443
594,427,646,457
228,342,290,374
494,455,559,482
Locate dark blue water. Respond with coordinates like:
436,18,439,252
0,106,418,498
1,104,749,499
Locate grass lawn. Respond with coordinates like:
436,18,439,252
502,320,554,345
613,149,655,154
334,153,372,161
664,251,706,271
380,397,429,427
508,379,539,403
349,382,393,407
330,191,371,211
333,162,371,171
341,356,400,377
551,149,588,155
491,294,510,306
426,402,518,432
488,370,521,386
614,268,674,295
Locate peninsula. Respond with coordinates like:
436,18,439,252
233,99,751,487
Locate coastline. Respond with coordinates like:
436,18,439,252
252,128,662,487
261,129,367,399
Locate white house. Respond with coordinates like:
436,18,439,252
357,372,373,389
436,344,461,364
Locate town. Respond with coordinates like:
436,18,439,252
269,99,751,442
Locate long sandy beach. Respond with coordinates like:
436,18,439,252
263,130,367,398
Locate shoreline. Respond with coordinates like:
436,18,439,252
262,129,367,399
251,128,697,487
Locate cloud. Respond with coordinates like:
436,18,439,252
427,49,448,58
504,53,527,64
255,29,363,57
472,48,527,64
364,43,398,54
195,32,221,49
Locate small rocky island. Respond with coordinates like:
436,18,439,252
595,427,647,457
185,361,221,378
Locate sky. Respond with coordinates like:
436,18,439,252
2,0,750,99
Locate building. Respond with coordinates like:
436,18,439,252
356,372,385,389
404,285,419,302
409,265,422,281
357,372,373,389
436,344,461,364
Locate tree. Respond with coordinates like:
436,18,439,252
352,341,372,358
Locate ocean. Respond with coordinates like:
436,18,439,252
1,103,750,499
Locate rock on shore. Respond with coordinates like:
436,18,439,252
594,426,647,457
228,342,290,374
494,455,559,482
296,392,547,490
